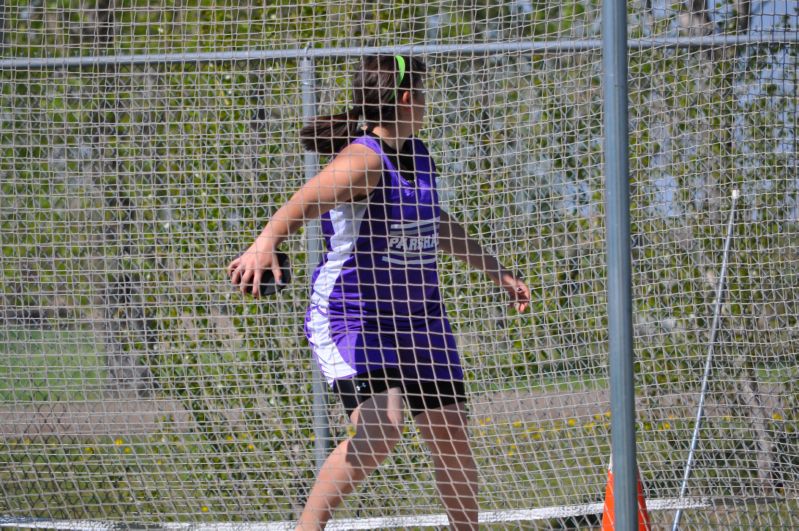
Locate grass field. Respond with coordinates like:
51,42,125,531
0,328,107,403
2,327,796,528
0,327,613,524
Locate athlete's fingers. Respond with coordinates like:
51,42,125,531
227,257,241,279
272,262,283,286
511,295,528,312
507,280,530,312
519,287,530,311
231,253,251,284
516,282,530,302
234,260,250,285
239,268,254,295
251,269,263,298
230,264,241,285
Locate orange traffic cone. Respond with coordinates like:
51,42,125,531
601,456,652,530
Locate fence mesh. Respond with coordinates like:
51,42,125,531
1,0,797,528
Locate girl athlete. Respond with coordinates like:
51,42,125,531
228,55,530,530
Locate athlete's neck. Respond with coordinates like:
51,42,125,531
367,124,412,151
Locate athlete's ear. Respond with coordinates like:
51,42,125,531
400,90,413,105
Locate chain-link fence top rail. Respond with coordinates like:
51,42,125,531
1,1,797,529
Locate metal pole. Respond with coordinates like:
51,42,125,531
299,54,330,472
3,36,799,70
0,0,6,52
602,0,638,530
672,189,740,530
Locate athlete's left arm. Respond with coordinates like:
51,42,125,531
439,210,530,312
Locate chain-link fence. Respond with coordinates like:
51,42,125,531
1,1,797,528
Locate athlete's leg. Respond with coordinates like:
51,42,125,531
414,401,478,531
296,387,404,530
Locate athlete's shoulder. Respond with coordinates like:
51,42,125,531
348,134,383,154
331,141,383,171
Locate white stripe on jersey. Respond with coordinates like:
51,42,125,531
307,201,368,385
310,200,368,306
389,217,440,231
307,306,357,385
382,256,438,265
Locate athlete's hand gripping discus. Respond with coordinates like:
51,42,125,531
233,251,292,297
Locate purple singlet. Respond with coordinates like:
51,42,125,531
304,135,463,387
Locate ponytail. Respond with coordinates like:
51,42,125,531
299,55,426,155
299,107,362,155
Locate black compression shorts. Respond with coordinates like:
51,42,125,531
332,367,467,419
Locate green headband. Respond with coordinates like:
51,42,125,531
393,55,406,103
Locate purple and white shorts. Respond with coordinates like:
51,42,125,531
305,303,466,417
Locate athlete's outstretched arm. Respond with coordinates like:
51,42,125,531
228,144,382,296
439,210,530,312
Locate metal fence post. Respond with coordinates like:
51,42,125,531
299,54,330,472
603,0,639,529
5,37,798,70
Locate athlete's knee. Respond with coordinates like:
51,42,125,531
362,411,403,449
346,417,402,467
347,437,397,470
417,410,474,464
384,408,404,440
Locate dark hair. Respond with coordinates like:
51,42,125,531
300,55,427,154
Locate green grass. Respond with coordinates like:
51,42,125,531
3,414,795,525
0,417,613,523
0,328,107,402
476,370,608,396
1,327,796,526
0,323,608,403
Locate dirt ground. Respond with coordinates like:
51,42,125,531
0,389,610,439
3,386,774,439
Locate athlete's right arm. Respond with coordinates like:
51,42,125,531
228,143,382,296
